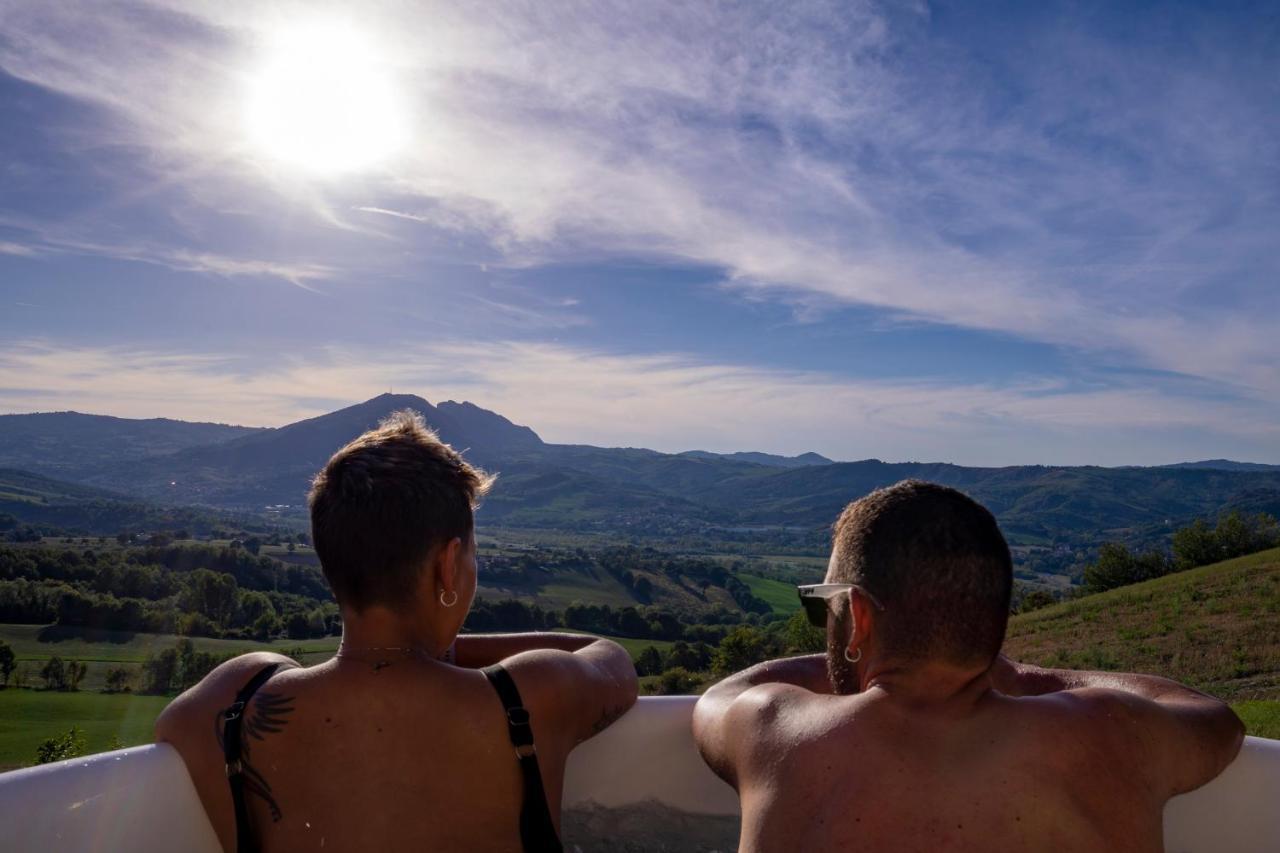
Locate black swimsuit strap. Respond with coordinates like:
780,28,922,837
481,664,565,853
222,663,286,853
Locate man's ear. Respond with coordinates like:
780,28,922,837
848,592,876,649
436,537,462,594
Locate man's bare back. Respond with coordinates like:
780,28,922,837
695,655,1242,853
696,482,1245,853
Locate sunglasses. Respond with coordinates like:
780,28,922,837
797,583,887,629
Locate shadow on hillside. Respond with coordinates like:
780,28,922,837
36,625,138,645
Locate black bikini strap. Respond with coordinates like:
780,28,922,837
482,664,564,853
223,663,285,853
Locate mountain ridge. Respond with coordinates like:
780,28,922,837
2,397,1279,544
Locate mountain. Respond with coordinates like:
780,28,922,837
0,411,261,479
679,450,834,468
0,468,236,535
4,395,1280,549
66,394,543,506
1162,460,1280,472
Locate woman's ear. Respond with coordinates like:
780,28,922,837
436,536,462,594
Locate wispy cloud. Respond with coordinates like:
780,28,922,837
2,339,1275,466
1,2,1277,407
0,214,333,287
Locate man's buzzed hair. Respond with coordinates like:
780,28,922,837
309,410,493,612
830,480,1012,665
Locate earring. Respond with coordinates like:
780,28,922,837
439,589,459,608
844,646,862,664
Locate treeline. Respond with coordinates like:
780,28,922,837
0,543,337,640
1083,511,1279,594
634,612,827,694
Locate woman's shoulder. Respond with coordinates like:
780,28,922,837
155,651,300,743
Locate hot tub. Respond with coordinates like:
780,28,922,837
0,696,1276,851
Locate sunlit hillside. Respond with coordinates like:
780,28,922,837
1005,547,1280,704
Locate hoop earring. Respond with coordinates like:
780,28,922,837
439,589,459,608
844,646,862,664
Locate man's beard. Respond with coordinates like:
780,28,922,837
826,605,859,695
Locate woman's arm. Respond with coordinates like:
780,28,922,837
451,632,597,668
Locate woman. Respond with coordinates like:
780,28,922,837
156,411,638,852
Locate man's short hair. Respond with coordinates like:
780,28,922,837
308,410,493,612
830,480,1011,665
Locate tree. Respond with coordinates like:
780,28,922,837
1082,543,1170,594
711,626,766,676
66,659,87,691
783,610,824,653
36,726,86,764
1017,589,1058,614
251,612,281,641
0,640,14,686
141,649,178,694
635,646,664,676
655,667,699,695
105,665,133,693
40,655,67,690
1172,520,1220,570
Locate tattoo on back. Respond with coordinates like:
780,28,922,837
216,691,297,823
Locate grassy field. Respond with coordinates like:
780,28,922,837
737,573,801,615
1232,700,1280,739
0,624,339,690
0,689,169,770
1005,547,1280,702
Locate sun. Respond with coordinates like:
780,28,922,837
243,21,407,175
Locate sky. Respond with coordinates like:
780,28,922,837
1,0,1277,466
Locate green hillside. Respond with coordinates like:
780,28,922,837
1004,547,1280,704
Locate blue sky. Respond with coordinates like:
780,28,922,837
1,0,1277,466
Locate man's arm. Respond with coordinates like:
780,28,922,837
693,655,830,788
990,655,1244,796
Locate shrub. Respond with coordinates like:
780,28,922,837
36,726,86,764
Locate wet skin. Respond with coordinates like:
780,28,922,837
156,533,637,852
694,651,1244,853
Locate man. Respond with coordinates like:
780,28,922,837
693,480,1242,852
157,411,637,851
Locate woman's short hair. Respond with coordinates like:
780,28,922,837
830,480,1012,665
308,410,494,612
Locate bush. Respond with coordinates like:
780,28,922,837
654,667,700,695
635,646,663,676
0,639,14,686
105,665,134,693
36,726,86,764
40,655,67,690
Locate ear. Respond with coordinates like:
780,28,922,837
436,536,462,594
847,591,876,650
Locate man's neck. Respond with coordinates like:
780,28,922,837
862,658,993,709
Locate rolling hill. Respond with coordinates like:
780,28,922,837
1003,547,1280,702
0,411,260,479
2,395,1278,551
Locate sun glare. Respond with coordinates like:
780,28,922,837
244,21,407,175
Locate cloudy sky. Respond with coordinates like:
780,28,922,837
1,0,1277,465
